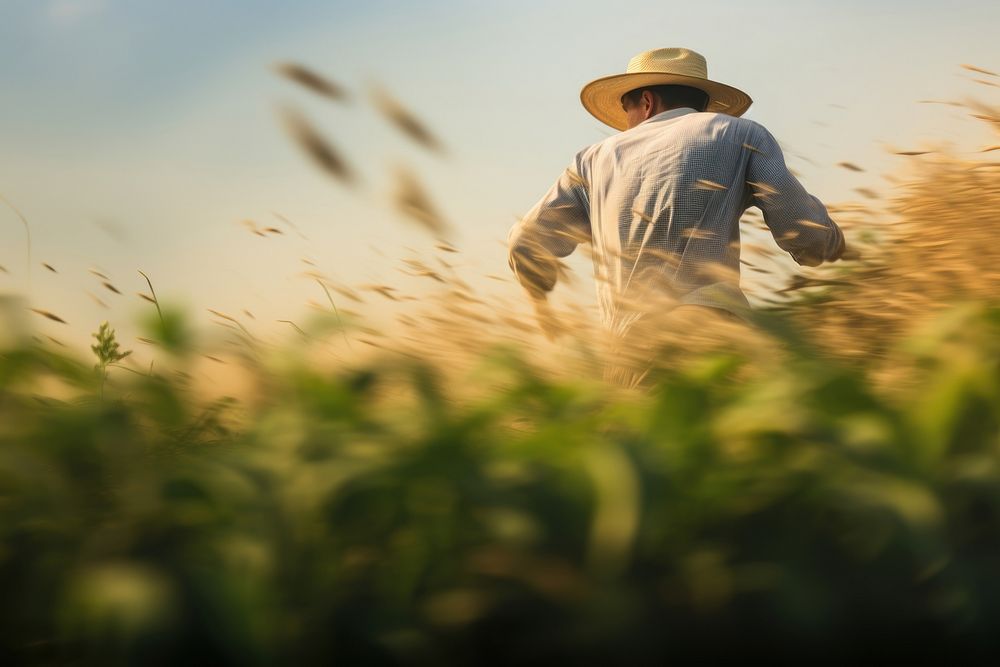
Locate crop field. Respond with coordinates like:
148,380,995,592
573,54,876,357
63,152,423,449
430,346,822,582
1,60,1000,664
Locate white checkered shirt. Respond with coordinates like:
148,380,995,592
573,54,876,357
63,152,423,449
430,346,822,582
508,107,845,333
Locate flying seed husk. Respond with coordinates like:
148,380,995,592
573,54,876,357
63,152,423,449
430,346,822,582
391,166,450,237
89,269,110,280
30,308,66,324
631,208,653,223
370,85,446,154
694,179,727,191
241,220,266,237
87,292,109,309
748,181,780,198
273,62,349,101
92,218,127,243
329,284,363,303
42,263,56,273
796,219,835,230
970,114,1000,130
102,281,122,294
273,212,308,239
279,106,357,185
837,162,865,172
917,99,963,107
960,63,999,77
361,284,400,301
401,258,446,283
681,228,718,240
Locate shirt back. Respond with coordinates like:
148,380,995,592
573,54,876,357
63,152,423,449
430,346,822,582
509,107,844,334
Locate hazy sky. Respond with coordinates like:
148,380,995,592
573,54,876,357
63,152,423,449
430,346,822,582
1,0,998,350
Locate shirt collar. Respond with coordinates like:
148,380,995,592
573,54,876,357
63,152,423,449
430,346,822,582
638,107,698,127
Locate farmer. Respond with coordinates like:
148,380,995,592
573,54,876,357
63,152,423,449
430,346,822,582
507,47,846,361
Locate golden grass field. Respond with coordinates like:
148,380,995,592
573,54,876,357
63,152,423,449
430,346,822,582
0,62,998,664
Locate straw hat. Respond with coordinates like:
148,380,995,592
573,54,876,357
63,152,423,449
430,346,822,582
580,48,752,131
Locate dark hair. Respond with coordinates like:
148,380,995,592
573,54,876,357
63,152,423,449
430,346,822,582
621,85,709,112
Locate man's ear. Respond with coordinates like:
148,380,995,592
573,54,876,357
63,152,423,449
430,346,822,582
641,90,657,119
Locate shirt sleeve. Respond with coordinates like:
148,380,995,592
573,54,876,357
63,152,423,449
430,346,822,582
507,155,591,296
745,124,845,267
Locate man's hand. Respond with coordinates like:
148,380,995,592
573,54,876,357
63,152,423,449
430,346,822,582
841,244,862,261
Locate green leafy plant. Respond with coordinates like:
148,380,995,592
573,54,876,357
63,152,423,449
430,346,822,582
0,303,996,664
90,320,131,399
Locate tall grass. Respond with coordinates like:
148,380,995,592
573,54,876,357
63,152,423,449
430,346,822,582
2,297,1000,663
0,78,998,664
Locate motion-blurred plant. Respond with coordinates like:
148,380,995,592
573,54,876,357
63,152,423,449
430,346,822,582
90,320,131,398
0,301,994,664
0,68,995,667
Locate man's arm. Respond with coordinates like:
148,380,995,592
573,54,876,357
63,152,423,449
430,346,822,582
508,159,591,297
745,125,845,267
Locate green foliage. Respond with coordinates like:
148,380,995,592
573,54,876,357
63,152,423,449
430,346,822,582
140,306,193,355
90,321,132,399
2,305,1000,663
91,321,131,370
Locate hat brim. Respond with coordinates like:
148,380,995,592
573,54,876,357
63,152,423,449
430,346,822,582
580,72,752,131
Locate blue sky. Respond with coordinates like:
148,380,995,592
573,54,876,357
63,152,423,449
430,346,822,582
1,0,998,349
